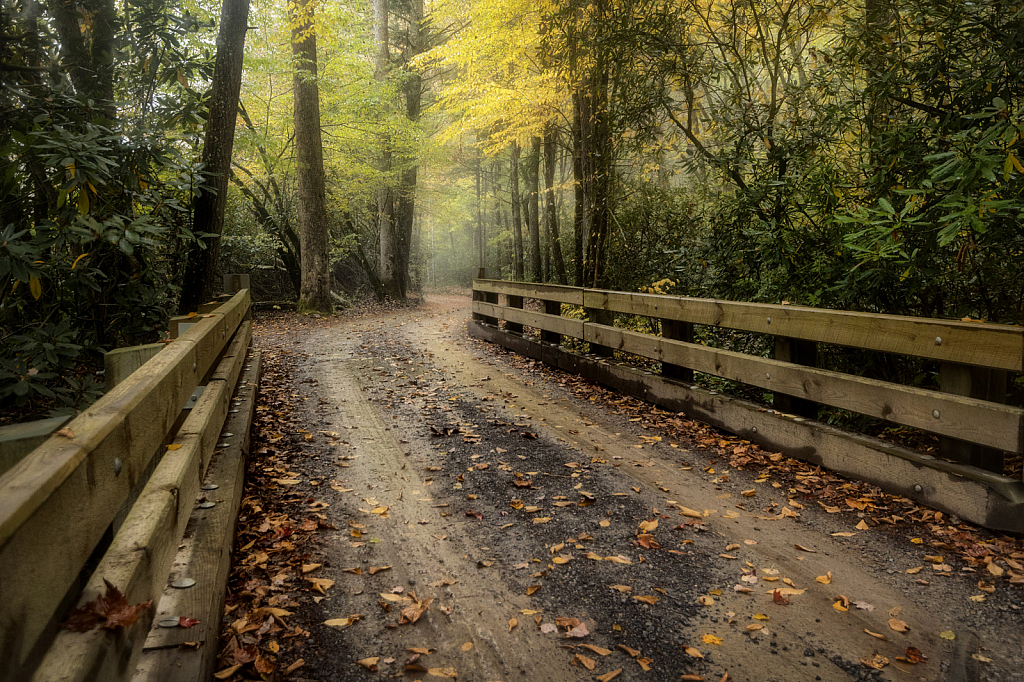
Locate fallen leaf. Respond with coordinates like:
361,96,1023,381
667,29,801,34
508,618,517,632
605,555,632,564
574,653,596,670
633,595,659,605
832,532,857,537
987,562,1004,577
794,544,817,553
972,653,993,663
618,645,640,657
905,647,928,663
939,630,955,640
579,644,613,656
60,580,153,632
552,556,570,565
567,622,590,638
679,676,705,682
533,517,552,524
684,646,704,658
753,613,769,620
970,595,986,602
609,585,632,593
772,590,789,606
599,519,611,527
56,427,75,438
698,595,715,606
701,634,723,646
864,629,887,640
856,520,870,530
368,566,391,575
527,585,541,595
596,670,622,682
540,623,557,633
906,566,924,574
357,657,379,671
833,595,850,611
427,667,458,678
888,618,909,633
861,654,889,670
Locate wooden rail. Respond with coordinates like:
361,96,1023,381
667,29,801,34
470,278,1024,529
0,290,256,682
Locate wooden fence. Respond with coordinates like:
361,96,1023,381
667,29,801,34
0,289,261,682
470,277,1024,530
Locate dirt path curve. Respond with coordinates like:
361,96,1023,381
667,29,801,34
251,294,1024,682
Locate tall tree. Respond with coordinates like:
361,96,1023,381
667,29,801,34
543,127,567,284
374,0,402,299
526,136,542,280
510,143,525,279
179,0,252,312
290,0,332,313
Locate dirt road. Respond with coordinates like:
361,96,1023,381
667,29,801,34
223,294,1024,682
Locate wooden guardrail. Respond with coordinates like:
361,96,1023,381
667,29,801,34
470,277,1024,530
0,290,257,682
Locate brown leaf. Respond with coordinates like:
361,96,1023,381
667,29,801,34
60,579,153,632
772,589,789,606
794,544,817,553
609,584,632,593
508,618,517,632
684,646,704,658
574,653,596,670
596,670,622,682
888,618,909,633
56,427,75,438
905,647,928,663
427,667,458,678
618,644,640,657
679,676,705,681
861,654,889,670
579,644,613,656
633,595,659,605
527,585,541,595
357,657,379,671
864,629,888,640
368,565,391,575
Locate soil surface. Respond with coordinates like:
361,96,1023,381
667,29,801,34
219,293,1024,682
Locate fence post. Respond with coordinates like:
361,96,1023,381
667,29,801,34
661,320,694,382
773,337,818,419
473,268,497,325
506,294,524,333
939,363,1007,473
541,300,561,344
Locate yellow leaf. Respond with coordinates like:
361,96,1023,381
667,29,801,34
461,642,473,651
552,556,570,565
599,519,610,527
910,537,924,544
71,253,89,270
508,618,517,632
753,613,769,620
855,520,870,530
939,630,955,640
701,634,723,645
684,646,703,658
969,594,986,602
166,443,183,450
596,669,622,682
633,595,659,605
816,572,832,584
78,189,89,215
29,275,42,300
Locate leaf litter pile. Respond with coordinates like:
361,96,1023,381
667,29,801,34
211,302,1024,681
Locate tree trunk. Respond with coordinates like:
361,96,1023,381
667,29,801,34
179,0,251,312
373,0,402,300
291,0,332,313
391,0,423,299
510,142,524,280
476,157,484,267
527,136,542,281
543,126,567,285
571,91,585,287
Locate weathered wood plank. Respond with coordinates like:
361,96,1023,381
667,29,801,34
585,323,1024,453
584,289,1024,371
0,291,249,678
468,319,1024,532
28,325,253,682
474,279,584,305
471,301,584,339
136,352,260,674
104,343,165,390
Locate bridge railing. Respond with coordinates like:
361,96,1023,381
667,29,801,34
0,289,258,682
471,277,1024,530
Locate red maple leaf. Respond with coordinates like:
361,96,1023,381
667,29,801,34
61,579,153,631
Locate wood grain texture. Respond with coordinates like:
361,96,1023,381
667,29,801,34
474,279,584,305
585,323,1024,453
583,289,1023,371
0,292,249,679
28,330,253,682
472,300,584,339
134,351,261,682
